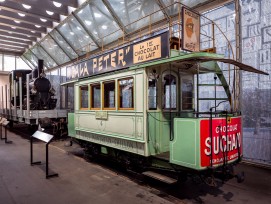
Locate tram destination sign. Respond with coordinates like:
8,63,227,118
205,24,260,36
66,31,169,81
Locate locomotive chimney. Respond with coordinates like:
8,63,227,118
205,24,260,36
38,59,44,77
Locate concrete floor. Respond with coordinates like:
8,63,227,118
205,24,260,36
0,130,271,204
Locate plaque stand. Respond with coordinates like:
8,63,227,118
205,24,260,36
31,130,58,179
0,119,12,144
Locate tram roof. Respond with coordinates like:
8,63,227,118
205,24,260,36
130,52,269,76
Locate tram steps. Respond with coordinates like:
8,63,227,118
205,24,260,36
142,171,177,184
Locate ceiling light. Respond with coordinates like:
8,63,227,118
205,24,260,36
22,4,31,9
94,13,101,18
120,1,124,4
18,13,26,17
31,31,36,33
46,10,54,15
14,20,20,23
77,26,81,30
0,0,6,2
70,32,74,35
40,18,47,22
93,31,98,35
85,35,89,38
53,1,62,7
35,25,41,28
101,25,107,30
85,20,91,25
11,27,16,29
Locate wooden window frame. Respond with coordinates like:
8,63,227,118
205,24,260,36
90,83,101,110
118,77,134,110
79,85,89,110
102,81,116,110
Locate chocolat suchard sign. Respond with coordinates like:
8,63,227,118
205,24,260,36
67,31,169,81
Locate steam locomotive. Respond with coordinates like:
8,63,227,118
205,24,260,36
10,60,57,110
0,60,67,136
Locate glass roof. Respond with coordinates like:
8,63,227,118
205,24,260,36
31,44,57,69
40,35,70,65
22,0,212,70
58,16,98,56
23,50,38,67
108,0,163,33
50,30,79,60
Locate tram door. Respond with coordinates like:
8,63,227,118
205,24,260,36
148,69,194,155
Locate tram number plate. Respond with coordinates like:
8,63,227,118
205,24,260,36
95,111,108,120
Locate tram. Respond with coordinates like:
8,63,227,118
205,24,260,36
64,5,268,183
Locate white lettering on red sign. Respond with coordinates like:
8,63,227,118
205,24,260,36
200,117,242,167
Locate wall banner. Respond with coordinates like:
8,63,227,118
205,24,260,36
182,7,200,52
66,31,169,81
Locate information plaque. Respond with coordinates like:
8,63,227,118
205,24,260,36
31,130,58,179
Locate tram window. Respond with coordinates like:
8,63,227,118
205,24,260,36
182,78,193,110
103,81,115,109
148,79,157,110
119,78,134,109
163,74,177,110
80,86,88,109
90,84,101,109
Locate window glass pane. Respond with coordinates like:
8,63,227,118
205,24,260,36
108,0,163,33
31,45,57,68
161,0,211,16
75,1,122,46
50,30,78,59
148,78,157,110
103,81,115,108
182,77,193,110
68,86,74,111
91,84,101,108
80,86,88,109
58,17,98,56
3,55,15,72
119,78,133,108
16,57,31,70
40,36,70,65
61,67,66,83
23,51,38,67
163,74,176,109
50,69,60,109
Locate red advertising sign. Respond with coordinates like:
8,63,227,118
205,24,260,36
200,117,242,167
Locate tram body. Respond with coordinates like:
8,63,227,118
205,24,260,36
66,43,263,175
64,4,268,180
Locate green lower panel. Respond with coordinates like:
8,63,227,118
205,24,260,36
170,118,200,170
68,113,75,137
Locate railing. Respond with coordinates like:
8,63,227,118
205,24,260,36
75,2,234,61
